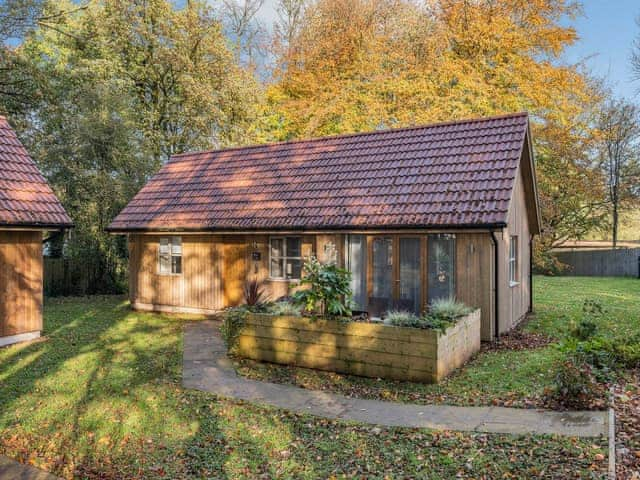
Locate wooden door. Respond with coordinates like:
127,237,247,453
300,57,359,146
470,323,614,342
222,238,247,307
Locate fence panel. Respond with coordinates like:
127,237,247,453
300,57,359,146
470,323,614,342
44,257,92,296
553,248,640,277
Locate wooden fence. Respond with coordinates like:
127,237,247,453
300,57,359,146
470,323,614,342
44,257,127,296
553,248,640,278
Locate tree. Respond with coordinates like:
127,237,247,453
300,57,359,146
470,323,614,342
267,0,607,268
10,0,262,292
596,99,640,247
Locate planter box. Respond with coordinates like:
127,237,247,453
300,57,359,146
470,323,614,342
236,309,481,383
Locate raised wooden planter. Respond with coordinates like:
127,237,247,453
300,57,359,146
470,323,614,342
236,309,481,383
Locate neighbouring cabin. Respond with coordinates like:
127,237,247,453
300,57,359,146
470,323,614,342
0,117,72,347
110,113,541,341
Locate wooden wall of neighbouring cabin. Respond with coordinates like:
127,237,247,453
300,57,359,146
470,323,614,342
0,230,43,337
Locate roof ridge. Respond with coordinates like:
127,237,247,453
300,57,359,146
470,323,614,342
169,111,529,161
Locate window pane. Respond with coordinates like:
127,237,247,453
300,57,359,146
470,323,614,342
399,238,421,314
172,255,182,274
346,235,366,310
370,237,393,316
171,236,182,255
159,253,171,274
285,259,302,279
286,237,301,257
427,234,455,303
159,237,170,255
270,257,284,278
271,238,284,258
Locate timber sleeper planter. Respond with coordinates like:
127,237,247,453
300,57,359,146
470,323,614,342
236,309,481,383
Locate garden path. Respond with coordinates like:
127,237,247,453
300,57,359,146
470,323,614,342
183,321,608,438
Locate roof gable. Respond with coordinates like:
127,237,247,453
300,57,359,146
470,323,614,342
109,112,535,232
0,117,72,229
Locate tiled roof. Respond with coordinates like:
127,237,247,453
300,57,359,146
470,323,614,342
109,113,532,232
0,117,72,228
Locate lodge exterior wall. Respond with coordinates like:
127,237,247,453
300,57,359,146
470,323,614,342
0,230,43,346
128,231,503,339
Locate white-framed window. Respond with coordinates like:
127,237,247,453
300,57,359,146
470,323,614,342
509,235,519,286
159,236,182,275
269,236,302,280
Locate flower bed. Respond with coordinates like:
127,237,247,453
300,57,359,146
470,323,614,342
235,309,481,383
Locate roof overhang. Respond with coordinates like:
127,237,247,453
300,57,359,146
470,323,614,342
523,122,542,235
106,222,508,235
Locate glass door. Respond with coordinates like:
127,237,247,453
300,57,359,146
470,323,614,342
427,234,456,303
399,238,421,314
345,235,367,312
369,237,393,317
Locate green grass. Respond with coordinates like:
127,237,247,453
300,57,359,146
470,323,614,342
0,294,607,478
235,276,640,408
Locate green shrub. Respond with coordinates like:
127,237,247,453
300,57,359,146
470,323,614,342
569,299,604,340
268,301,301,316
551,353,607,409
220,306,248,353
386,310,421,327
386,299,472,333
243,279,268,307
291,256,352,318
429,297,472,322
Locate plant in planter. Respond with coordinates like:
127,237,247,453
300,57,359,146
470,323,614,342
243,279,268,307
291,256,352,318
385,298,472,332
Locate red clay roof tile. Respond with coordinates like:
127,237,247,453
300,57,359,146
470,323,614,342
0,117,72,228
109,113,531,232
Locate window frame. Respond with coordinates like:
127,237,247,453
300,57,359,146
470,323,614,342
158,236,182,276
509,235,519,286
269,236,303,281
426,233,457,305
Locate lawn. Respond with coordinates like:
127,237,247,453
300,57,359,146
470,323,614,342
0,294,608,479
234,276,640,408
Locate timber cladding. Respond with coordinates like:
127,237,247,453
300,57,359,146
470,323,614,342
0,230,43,338
237,310,481,383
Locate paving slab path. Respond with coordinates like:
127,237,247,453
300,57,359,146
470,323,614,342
0,456,61,480
183,320,609,438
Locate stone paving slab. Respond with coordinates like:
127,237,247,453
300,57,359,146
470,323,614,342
0,456,60,480
184,321,609,438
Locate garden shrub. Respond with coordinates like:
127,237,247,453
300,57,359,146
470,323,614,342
268,301,301,316
386,310,421,328
429,297,472,322
570,299,604,340
220,306,248,353
551,353,608,409
291,256,352,318
385,299,472,332
243,279,268,307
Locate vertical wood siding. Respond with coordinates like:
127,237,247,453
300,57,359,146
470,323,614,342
128,232,500,340
129,234,223,312
456,233,495,341
0,230,43,337
497,163,532,333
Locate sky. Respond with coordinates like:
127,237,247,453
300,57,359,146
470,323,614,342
562,0,640,100
254,0,640,100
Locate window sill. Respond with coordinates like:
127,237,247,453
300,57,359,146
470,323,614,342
509,281,520,288
268,277,301,283
158,273,183,277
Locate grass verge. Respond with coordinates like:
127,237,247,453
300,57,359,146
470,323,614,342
0,295,608,478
